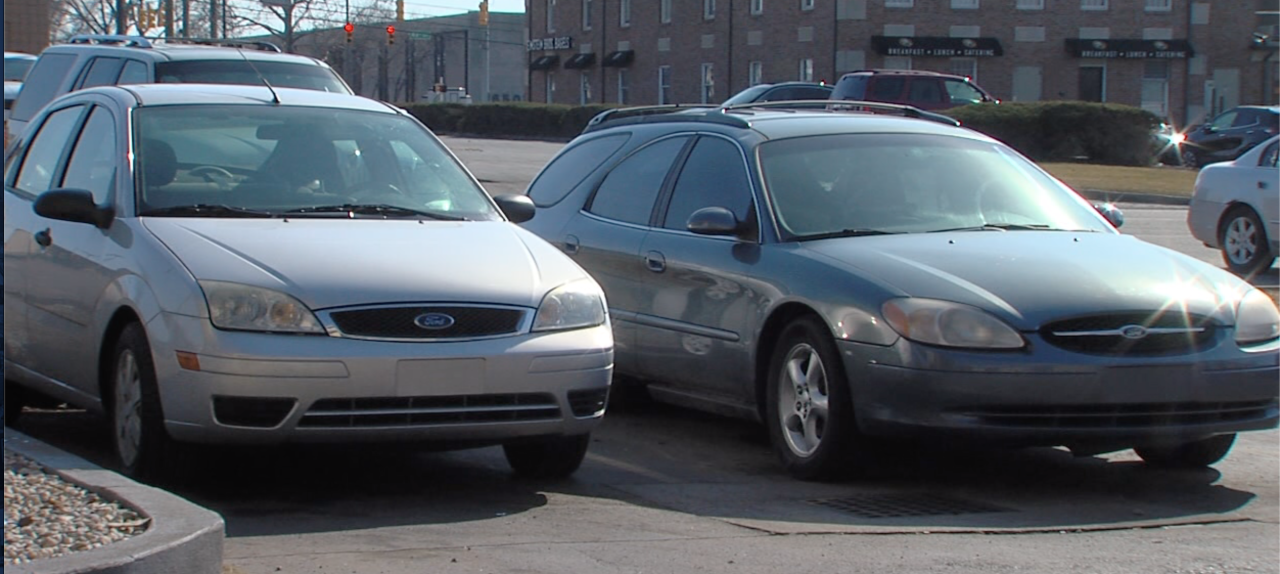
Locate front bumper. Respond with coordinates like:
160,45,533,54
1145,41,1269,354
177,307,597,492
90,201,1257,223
148,312,613,445
839,335,1279,448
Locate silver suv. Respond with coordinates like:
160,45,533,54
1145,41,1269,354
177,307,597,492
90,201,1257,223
6,34,351,141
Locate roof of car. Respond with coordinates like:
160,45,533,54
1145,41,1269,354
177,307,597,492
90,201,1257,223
5,52,38,60
841,69,959,78
41,36,327,65
84,83,397,113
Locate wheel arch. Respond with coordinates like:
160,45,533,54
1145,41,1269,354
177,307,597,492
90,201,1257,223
97,307,145,406
753,302,828,421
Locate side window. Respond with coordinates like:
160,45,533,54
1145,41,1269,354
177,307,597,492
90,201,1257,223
10,53,77,122
527,133,629,206
117,60,149,85
79,57,124,88
869,77,905,100
943,79,985,105
1231,110,1257,128
1209,111,1236,131
796,86,831,100
908,79,944,104
587,136,688,225
1260,142,1279,168
663,137,753,231
61,106,118,204
14,105,85,195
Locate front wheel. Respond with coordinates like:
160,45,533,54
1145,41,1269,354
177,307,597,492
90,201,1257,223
110,323,179,480
1219,206,1275,277
503,433,591,478
1135,434,1236,469
764,317,863,481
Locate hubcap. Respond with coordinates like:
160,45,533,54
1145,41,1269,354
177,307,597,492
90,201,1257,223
114,350,143,469
1224,216,1258,266
777,343,829,458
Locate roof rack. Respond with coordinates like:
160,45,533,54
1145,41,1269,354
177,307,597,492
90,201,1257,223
719,99,961,127
67,34,153,48
582,104,751,133
157,38,282,52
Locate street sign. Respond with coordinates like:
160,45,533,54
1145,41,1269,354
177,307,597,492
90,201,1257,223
409,31,432,40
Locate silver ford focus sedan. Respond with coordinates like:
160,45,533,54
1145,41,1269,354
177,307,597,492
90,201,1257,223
3,84,612,479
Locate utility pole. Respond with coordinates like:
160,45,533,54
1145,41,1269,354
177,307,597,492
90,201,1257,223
182,0,189,37
165,0,175,38
116,0,127,34
210,0,218,37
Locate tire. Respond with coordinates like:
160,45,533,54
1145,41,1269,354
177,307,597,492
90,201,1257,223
1219,206,1276,277
110,323,178,480
4,380,25,426
764,316,864,481
503,433,591,478
1135,434,1236,469
1181,148,1200,169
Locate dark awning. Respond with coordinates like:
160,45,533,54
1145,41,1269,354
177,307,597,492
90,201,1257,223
1064,38,1194,59
871,36,1003,57
602,50,635,67
529,55,560,71
564,53,597,69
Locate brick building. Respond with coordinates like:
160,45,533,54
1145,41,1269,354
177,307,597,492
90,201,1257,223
525,0,1279,126
3,0,53,55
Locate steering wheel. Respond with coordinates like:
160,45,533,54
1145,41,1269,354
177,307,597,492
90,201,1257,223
188,165,236,184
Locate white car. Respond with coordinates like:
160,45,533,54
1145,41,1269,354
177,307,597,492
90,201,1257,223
1188,135,1280,276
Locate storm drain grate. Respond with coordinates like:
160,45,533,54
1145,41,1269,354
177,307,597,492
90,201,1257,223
808,493,1012,519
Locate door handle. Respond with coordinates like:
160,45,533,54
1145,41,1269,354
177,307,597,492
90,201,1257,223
645,250,666,273
1260,180,1269,190
34,228,52,248
562,235,580,255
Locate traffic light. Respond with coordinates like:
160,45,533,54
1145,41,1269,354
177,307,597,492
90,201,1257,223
344,22,354,43
479,0,489,26
386,25,396,45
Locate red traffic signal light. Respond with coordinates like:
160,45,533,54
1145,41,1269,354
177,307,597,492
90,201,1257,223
344,22,354,43
386,25,396,44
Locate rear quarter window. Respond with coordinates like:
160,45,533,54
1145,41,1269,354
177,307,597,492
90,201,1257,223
831,75,868,100
527,133,629,207
10,53,78,122
156,60,350,94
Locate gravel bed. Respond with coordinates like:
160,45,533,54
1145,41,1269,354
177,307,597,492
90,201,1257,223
3,449,149,565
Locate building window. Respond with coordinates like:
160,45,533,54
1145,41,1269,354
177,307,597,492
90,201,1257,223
1016,0,1043,8
950,57,976,82
658,65,672,105
701,63,715,103
1079,64,1105,101
660,0,671,23
547,0,556,32
749,61,763,85
801,0,815,10
618,69,629,104
751,0,764,15
1081,0,1107,10
580,73,591,104
583,0,593,30
1141,60,1169,118
704,0,716,20
951,0,978,8
799,58,814,82
620,0,631,27
885,0,913,7
546,73,556,103
1145,0,1171,11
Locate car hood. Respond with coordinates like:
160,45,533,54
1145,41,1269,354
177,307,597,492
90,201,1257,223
143,218,588,310
802,231,1248,329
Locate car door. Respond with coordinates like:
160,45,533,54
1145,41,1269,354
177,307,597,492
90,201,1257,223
905,77,946,110
562,135,691,377
1252,140,1280,243
1193,110,1240,157
20,101,123,394
634,134,760,402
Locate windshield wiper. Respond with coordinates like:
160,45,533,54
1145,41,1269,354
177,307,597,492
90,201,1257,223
284,204,468,220
140,204,275,218
929,223,1067,233
798,228,900,240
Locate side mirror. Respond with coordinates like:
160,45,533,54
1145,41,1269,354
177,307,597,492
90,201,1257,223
494,193,536,224
34,189,115,229
1093,203,1124,228
687,206,741,236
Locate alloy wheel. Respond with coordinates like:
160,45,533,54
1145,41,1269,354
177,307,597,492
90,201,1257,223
113,349,144,470
1224,215,1260,267
777,343,829,458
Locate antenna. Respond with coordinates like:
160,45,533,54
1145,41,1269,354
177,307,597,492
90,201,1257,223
237,49,281,104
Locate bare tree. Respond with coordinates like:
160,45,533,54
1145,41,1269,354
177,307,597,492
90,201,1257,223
50,0,220,42
234,0,394,53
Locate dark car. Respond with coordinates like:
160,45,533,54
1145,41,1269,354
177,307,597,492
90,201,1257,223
721,82,833,106
519,102,1279,480
1178,106,1280,169
829,69,995,111
6,34,351,141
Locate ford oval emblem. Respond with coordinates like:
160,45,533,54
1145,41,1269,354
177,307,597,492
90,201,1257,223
414,313,456,330
1118,325,1149,340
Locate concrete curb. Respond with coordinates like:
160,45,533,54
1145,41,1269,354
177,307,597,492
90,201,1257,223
1077,188,1191,206
3,431,224,574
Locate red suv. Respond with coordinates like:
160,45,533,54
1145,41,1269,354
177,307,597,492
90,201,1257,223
829,69,996,111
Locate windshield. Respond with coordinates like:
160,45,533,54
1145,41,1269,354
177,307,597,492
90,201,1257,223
4,57,35,82
722,85,772,106
155,60,351,94
758,133,1113,239
133,104,500,221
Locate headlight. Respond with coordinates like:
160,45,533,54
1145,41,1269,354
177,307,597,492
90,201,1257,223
882,298,1025,349
532,279,607,332
199,280,324,334
1235,289,1280,345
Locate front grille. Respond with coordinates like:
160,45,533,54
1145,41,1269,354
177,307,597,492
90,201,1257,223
957,400,1276,429
298,393,561,428
1041,312,1217,356
567,388,609,417
328,305,526,340
213,396,297,428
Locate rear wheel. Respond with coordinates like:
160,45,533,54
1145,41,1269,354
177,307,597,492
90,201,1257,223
1135,434,1236,469
1219,206,1275,277
765,317,863,481
503,433,591,478
1181,148,1201,169
110,323,179,480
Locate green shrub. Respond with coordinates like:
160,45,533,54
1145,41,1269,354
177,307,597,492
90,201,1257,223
398,102,621,140
947,102,1162,166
